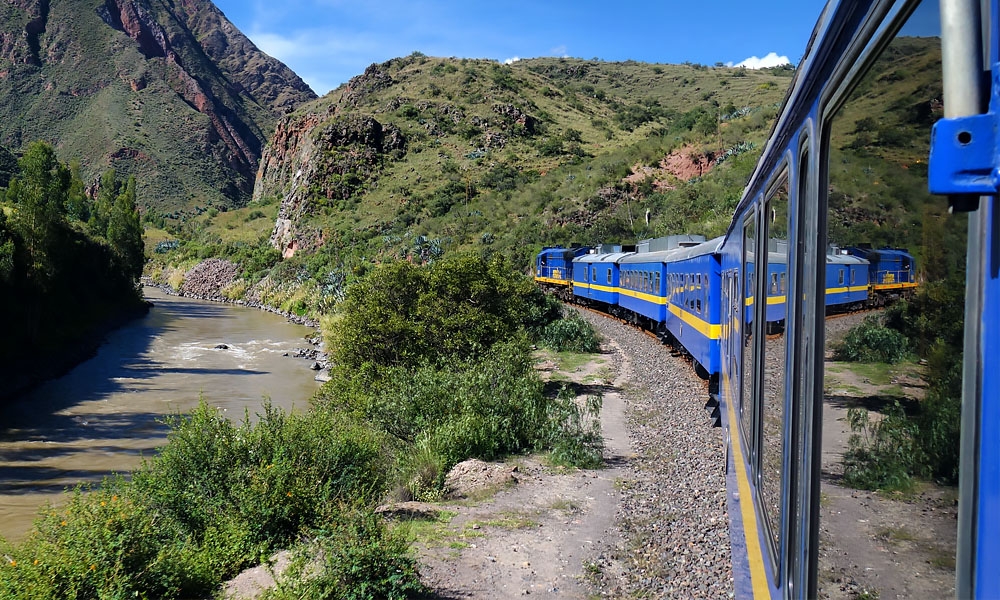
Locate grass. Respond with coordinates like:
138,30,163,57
875,526,917,543
474,511,540,530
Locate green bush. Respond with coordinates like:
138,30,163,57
133,402,390,559
315,338,604,499
834,314,909,363
843,402,917,492
538,311,601,353
0,402,399,599
327,253,554,369
264,509,425,599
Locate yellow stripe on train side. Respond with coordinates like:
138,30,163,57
535,276,571,287
667,304,722,339
825,285,867,295
618,288,668,304
872,282,918,292
722,371,771,597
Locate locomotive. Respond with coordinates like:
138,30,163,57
533,0,1000,596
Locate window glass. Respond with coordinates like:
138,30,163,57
741,212,757,442
820,4,958,595
761,177,789,562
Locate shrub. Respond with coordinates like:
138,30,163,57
834,314,909,363
264,509,425,599
538,311,601,353
327,253,554,369
134,403,390,552
315,338,604,498
842,402,917,491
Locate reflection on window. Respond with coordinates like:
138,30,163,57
822,2,962,597
761,177,789,561
741,214,756,441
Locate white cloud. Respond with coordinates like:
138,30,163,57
549,44,568,57
726,51,791,69
503,56,521,65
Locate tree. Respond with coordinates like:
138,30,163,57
107,175,144,280
64,160,90,222
0,144,17,189
6,141,69,282
88,169,118,237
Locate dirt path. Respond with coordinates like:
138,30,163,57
817,313,957,599
415,342,633,598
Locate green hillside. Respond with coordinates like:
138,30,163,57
151,55,792,310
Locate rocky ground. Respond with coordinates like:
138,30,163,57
817,312,957,599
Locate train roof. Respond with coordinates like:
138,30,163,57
619,236,725,264
537,246,589,259
827,253,868,265
575,251,635,264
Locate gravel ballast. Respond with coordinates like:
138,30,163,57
578,308,733,598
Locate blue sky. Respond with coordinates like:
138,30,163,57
211,0,832,96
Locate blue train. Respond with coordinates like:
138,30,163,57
533,0,1000,596
536,238,908,385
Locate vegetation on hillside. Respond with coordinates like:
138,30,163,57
0,141,145,367
0,253,602,598
147,56,789,312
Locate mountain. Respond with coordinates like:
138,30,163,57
249,55,792,268
0,0,316,214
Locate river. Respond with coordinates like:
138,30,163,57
0,287,322,543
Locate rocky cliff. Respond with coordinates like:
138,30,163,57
0,0,316,213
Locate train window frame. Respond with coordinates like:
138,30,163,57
838,269,844,286
607,269,612,285
757,167,791,577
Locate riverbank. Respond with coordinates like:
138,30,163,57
140,272,319,328
141,277,329,377
0,299,151,403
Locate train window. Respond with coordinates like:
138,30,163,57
781,272,787,295
819,2,962,596
607,269,612,285
761,175,789,564
655,272,660,294
592,267,596,282
838,269,844,286
741,210,756,444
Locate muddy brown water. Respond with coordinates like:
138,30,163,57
0,287,321,543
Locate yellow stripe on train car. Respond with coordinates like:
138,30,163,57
871,282,918,291
667,304,722,339
619,288,668,304
722,371,771,597
535,276,572,286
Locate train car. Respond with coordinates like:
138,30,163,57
846,245,918,303
572,250,633,307
825,252,870,311
617,251,669,328
661,237,725,382
712,0,995,597
534,246,588,299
